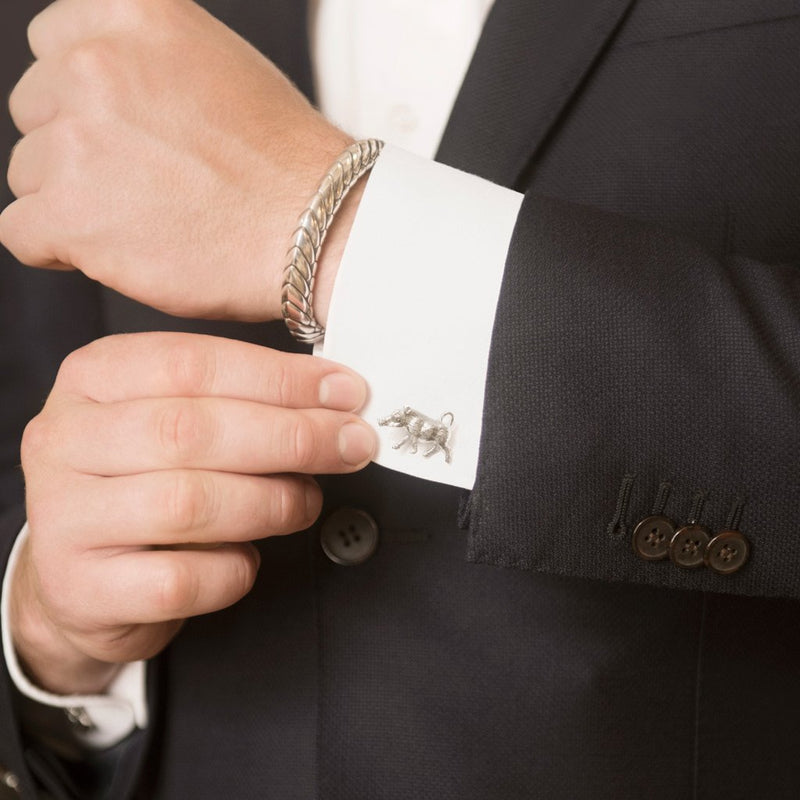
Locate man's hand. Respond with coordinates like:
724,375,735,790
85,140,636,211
10,332,375,695
0,0,356,323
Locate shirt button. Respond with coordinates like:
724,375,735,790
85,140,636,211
669,524,711,569
705,530,750,574
387,104,418,134
632,515,674,561
320,507,379,566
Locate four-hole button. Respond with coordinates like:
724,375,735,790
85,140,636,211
320,507,379,566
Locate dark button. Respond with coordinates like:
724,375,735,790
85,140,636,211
632,515,674,561
669,524,711,569
705,530,750,575
320,507,379,565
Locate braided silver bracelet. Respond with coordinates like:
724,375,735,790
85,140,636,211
281,138,384,343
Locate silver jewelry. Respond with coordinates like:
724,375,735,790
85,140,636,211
65,706,95,731
378,407,454,463
282,138,384,343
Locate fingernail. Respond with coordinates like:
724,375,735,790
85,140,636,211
319,372,367,411
338,422,376,466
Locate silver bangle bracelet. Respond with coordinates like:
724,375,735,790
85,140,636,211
281,138,384,343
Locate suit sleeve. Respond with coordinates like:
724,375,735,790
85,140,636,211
320,136,798,599
464,191,799,598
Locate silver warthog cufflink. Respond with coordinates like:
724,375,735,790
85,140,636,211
378,407,454,463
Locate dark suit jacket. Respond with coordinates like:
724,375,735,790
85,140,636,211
1,1,799,797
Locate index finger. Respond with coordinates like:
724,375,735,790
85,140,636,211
56,332,368,412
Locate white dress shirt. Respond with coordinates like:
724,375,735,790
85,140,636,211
2,0,524,748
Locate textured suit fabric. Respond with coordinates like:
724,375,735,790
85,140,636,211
1,1,799,798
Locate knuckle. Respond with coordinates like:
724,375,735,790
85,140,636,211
164,472,215,533
287,416,320,470
63,39,116,86
7,75,23,113
262,361,293,408
57,336,129,394
7,139,26,196
230,548,259,600
55,346,93,392
155,559,198,618
157,401,212,463
0,206,22,263
26,12,49,56
61,44,123,123
275,481,305,529
20,406,73,474
163,337,216,396
20,414,48,465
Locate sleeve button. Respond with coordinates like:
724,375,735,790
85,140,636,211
705,530,750,574
632,515,674,561
669,524,711,569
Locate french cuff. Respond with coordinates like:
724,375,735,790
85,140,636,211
317,144,523,489
1,523,148,750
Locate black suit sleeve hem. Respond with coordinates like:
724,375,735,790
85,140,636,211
468,192,799,598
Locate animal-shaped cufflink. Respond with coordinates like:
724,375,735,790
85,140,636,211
378,407,454,463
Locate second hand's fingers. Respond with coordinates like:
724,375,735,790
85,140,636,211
47,397,376,475
40,470,323,548
55,332,368,412
67,544,262,629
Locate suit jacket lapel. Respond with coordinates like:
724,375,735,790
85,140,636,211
436,0,635,187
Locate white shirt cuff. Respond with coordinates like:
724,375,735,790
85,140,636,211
1,523,148,750
318,144,523,489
